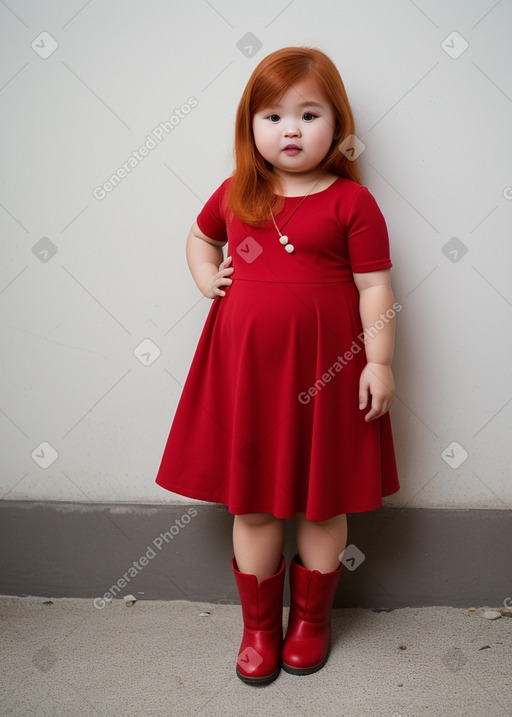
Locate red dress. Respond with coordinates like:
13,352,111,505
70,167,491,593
155,176,399,520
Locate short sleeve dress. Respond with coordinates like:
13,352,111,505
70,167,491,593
155,176,399,521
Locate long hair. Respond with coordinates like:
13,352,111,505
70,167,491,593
228,46,362,226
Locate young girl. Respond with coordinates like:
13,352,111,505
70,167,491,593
155,46,399,685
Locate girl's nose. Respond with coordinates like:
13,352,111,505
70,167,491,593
283,124,301,138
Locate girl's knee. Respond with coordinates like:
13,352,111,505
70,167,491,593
297,513,346,528
322,513,347,527
235,512,279,527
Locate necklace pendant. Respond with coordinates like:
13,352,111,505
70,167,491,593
270,175,325,256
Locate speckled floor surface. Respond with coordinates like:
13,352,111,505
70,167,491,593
1,597,511,716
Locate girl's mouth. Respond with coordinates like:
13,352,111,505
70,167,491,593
283,145,301,156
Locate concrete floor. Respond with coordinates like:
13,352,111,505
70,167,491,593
0,597,511,717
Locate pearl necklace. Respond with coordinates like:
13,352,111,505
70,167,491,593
269,175,326,254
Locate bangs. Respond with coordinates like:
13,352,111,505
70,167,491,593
250,56,315,113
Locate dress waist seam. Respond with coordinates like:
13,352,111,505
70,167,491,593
232,278,355,285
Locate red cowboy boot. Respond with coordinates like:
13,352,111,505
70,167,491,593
232,555,285,685
281,554,342,675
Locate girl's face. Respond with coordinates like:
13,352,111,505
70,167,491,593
252,76,336,182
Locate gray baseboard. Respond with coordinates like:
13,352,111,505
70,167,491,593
0,501,510,608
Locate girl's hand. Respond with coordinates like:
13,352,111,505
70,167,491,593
202,255,234,299
359,362,395,422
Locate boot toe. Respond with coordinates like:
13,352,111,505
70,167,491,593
281,643,329,675
236,629,282,684
236,648,281,684
281,636,329,674
236,662,281,685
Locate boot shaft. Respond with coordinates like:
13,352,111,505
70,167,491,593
232,556,285,630
288,555,342,624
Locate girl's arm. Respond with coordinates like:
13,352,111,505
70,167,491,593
185,222,233,299
353,269,396,422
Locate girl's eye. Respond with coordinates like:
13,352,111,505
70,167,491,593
268,114,280,123
303,112,317,121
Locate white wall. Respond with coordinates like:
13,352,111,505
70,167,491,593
1,0,511,508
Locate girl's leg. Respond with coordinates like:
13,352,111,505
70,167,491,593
295,513,348,572
233,513,285,582
232,513,286,685
281,513,347,675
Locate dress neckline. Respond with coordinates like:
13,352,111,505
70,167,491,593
277,176,341,200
